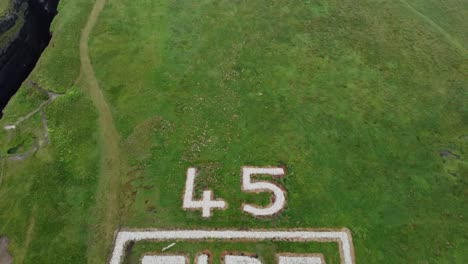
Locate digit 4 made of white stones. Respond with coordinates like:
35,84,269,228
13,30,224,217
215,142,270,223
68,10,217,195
182,166,286,218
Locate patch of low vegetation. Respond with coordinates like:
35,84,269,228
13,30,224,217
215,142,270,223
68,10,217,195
0,88,99,263
0,1,26,48
1,83,49,124
0,0,13,17
31,0,96,93
0,0,99,263
403,0,468,49
4,111,39,154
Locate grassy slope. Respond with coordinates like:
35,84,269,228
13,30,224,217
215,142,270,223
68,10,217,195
89,0,467,263
0,0,100,263
403,0,468,50
0,2,26,48
77,0,126,261
0,0,12,16
0,0,465,263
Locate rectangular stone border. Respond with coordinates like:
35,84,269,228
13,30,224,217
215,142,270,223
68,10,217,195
109,229,354,264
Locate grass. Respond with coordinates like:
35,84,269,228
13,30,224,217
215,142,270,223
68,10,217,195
0,0,99,263
0,2,26,48
0,0,12,16
0,87,100,263
402,0,468,49
1,83,49,125
90,0,467,263
0,0,466,263
31,0,97,93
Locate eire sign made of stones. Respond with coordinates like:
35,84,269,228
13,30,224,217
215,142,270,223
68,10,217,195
109,167,356,263
110,229,355,264
142,252,326,264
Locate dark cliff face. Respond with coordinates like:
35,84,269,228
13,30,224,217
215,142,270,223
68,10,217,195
0,0,22,34
0,0,60,117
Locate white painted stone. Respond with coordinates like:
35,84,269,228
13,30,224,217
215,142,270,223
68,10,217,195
278,255,323,264
182,167,227,217
242,167,286,216
109,229,354,264
225,255,261,264
162,242,176,251
141,255,186,264
196,254,209,264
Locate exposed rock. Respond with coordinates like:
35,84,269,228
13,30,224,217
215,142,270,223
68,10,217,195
0,236,12,264
0,0,22,34
0,0,60,117
439,149,461,159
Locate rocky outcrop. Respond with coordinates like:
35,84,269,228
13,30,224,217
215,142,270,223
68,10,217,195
0,0,22,34
0,0,60,117
0,236,12,264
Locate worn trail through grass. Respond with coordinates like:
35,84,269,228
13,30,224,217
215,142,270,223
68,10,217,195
399,0,468,56
79,0,126,262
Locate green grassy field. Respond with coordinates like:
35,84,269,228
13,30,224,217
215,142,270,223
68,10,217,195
0,0,467,263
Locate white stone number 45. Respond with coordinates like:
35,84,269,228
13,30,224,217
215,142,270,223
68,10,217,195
182,166,286,218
